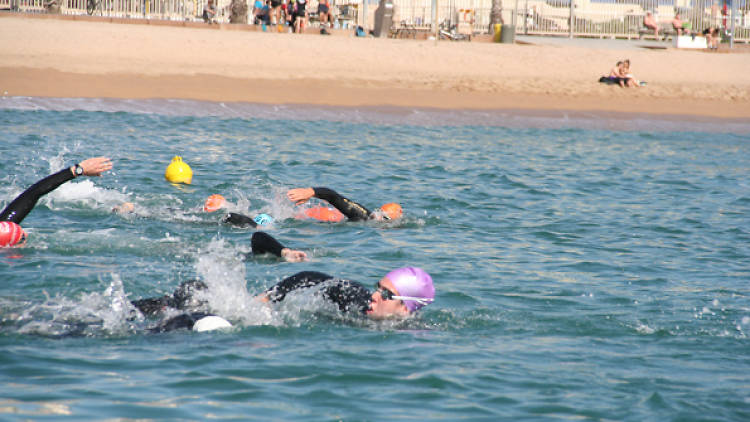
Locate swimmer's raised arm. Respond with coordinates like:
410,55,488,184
1,156,113,227
251,231,307,262
287,187,371,221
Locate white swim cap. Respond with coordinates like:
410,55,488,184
193,316,232,332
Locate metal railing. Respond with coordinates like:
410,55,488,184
2,0,748,41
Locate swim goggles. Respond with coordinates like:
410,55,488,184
373,209,391,221
375,283,434,306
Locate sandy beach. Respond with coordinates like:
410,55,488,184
1,14,749,119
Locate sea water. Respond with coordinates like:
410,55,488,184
1,97,749,421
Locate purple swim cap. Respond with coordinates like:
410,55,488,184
384,267,435,312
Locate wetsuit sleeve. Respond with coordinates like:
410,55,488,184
251,231,285,257
0,168,75,224
322,281,373,314
264,271,334,302
312,187,371,221
131,280,207,316
131,296,171,316
222,212,258,228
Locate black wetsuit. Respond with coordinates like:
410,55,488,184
136,270,374,333
264,271,373,314
137,271,372,332
0,168,76,224
310,187,374,221
133,231,299,331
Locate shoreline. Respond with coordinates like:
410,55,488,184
1,14,749,119
7,96,749,134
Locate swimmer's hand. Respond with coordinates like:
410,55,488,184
254,293,270,303
281,248,308,262
287,187,315,205
79,157,113,176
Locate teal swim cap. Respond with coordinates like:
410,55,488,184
253,213,274,226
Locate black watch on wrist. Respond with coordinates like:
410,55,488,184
74,163,84,177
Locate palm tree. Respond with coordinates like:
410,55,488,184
490,0,504,34
230,0,248,23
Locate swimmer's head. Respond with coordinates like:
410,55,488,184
203,194,226,212
0,221,27,247
382,266,434,312
112,202,135,214
253,213,274,226
165,156,193,184
378,203,403,220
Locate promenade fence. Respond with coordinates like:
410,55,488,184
2,0,748,42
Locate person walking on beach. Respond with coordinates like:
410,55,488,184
294,0,308,33
318,0,333,34
287,187,403,222
1,157,113,247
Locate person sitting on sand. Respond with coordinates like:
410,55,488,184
1,157,113,247
287,187,403,222
672,12,692,36
622,59,641,87
643,11,659,39
605,61,627,88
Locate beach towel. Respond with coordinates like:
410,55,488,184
598,76,619,85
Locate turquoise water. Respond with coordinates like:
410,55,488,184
1,98,749,421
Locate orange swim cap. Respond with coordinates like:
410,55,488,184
380,203,403,220
0,221,26,247
203,194,226,212
300,206,345,222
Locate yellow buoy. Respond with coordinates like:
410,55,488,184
165,156,193,184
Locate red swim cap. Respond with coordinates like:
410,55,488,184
380,203,402,220
203,194,226,212
0,222,26,247
299,206,345,222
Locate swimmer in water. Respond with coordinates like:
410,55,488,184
1,157,113,247
286,187,402,222
131,232,305,315
135,233,433,331
130,230,307,331
147,265,434,331
258,265,435,319
114,194,276,231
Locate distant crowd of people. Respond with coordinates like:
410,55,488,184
642,9,723,49
202,0,335,34
251,0,333,34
